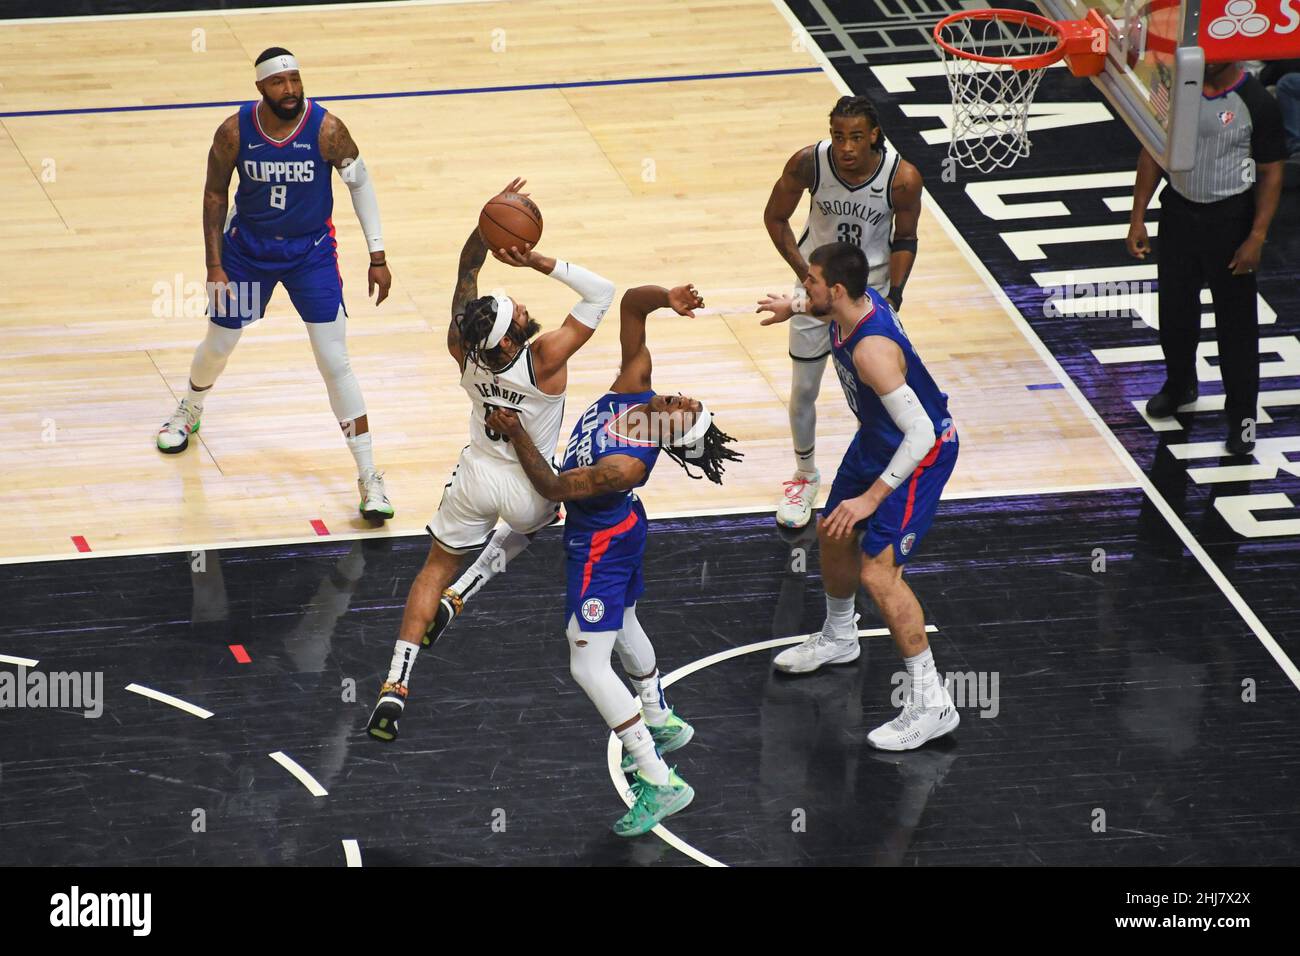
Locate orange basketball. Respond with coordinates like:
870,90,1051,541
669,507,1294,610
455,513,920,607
479,192,543,253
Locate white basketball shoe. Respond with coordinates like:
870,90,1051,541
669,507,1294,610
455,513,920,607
774,621,861,674
157,397,202,454
867,684,960,751
776,470,819,529
358,470,395,522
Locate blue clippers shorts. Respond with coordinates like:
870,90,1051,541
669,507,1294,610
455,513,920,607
210,219,346,329
564,496,648,632
823,431,958,565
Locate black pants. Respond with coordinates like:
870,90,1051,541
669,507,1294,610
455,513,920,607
1156,186,1259,433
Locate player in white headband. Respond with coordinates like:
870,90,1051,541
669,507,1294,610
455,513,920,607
156,46,397,523
368,192,619,745
473,283,741,836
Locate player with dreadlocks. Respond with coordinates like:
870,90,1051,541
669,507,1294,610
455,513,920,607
367,180,615,743
486,282,741,836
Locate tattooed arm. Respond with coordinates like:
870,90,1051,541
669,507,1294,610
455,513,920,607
485,408,645,502
448,227,490,367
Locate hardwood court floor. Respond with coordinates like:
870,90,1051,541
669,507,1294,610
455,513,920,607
0,0,1130,561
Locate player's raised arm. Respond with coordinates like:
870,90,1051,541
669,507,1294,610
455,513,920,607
447,226,490,366
822,335,936,539
320,113,390,305
509,252,614,384
886,161,923,312
763,145,816,282
203,115,240,289
609,284,703,394
487,408,645,502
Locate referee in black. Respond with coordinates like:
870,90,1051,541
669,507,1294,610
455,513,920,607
1127,59,1286,456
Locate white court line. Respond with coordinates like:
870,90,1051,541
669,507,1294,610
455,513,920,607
0,0,497,26
268,751,328,797
0,481,1137,567
342,839,363,867
607,625,932,867
125,683,213,719
0,654,39,667
768,0,1300,694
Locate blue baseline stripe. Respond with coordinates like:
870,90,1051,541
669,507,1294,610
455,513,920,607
1026,383,1066,391
0,67,823,119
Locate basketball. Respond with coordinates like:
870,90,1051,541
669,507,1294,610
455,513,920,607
479,192,543,252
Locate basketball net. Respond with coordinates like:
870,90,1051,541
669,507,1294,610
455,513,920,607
934,14,1062,173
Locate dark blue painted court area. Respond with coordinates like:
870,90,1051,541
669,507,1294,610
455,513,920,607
1,496,1297,866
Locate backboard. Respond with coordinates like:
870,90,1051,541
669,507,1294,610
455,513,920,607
1037,0,1204,171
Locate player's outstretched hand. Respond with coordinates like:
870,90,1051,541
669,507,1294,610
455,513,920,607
756,293,795,326
668,284,704,317
486,407,523,438
499,177,528,199
820,495,877,539
368,261,392,305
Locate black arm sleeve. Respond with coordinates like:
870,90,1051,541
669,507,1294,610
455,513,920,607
1241,75,1287,164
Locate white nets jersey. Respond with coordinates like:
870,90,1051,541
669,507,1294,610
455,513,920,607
797,139,901,295
460,343,566,463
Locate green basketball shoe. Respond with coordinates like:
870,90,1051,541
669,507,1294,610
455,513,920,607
620,710,694,773
612,768,694,837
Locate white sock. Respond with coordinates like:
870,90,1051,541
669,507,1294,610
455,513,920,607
186,382,210,407
451,526,532,602
825,594,856,638
618,717,670,785
386,640,419,686
347,430,376,478
904,647,943,708
629,670,671,726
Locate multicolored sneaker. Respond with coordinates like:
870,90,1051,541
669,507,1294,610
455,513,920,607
358,470,395,523
157,397,202,454
366,681,408,742
422,588,463,648
612,768,694,837
776,470,819,529
620,710,694,773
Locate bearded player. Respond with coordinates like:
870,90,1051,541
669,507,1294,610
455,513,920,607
367,194,615,742
157,48,396,520
486,282,742,835
758,242,958,751
764,95,923,530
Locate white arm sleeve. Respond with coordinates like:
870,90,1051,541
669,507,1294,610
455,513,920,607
549,258,615,329
879,383,936,490
338,156,384,254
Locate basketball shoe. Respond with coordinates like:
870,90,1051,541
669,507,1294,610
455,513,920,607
422,588,463,648
358,470,394,522
620,710,694,773
157,397,202,454
366,681,407,742
612,768,694,837
867,684,959,751
776,470,819,529
774,620,860,674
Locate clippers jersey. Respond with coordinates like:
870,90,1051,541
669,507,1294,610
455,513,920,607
797,139,901,295
560,390,661,532
231,99,333,239
830,289,954,472
460,345,566,465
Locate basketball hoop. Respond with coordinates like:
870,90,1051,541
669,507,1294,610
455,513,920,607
934,8,1108,173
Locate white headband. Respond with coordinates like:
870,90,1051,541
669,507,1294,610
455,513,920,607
678,402,713,447
484,295,514,349
256,54,300,81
